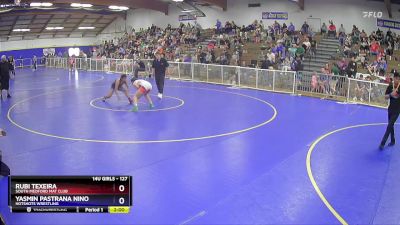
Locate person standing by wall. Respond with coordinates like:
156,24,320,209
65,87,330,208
8,56,15,78
0,55,11,99
152,52,169,99
32,55,37,70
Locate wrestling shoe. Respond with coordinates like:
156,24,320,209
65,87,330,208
157,93,163,99
132,105,139,112
389,142,396,147
149,103,155,109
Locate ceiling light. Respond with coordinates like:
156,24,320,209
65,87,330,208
109,5,129,10
78,26,95,30
71,3,93,8
46,27,64,30
41,2,52,6
173,0,184,2
30,2,53,7
30,2,41,6
13,28,30,32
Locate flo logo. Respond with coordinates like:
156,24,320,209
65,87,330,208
363,11,383,18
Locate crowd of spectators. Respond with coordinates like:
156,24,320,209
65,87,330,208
95,19,400,89
97,23,201,62
208,19,318,72
303,20,400,99
95,19,319,73
322,20,400,84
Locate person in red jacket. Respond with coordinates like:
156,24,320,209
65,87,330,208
328,21,337,38
370,41,380,56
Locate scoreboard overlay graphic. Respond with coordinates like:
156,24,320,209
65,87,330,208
8,176,132,213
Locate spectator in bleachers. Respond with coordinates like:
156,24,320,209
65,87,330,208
282,23,287,33
292,56,303,72
302,37,311,54
288,22,295,35
338,24,345,35
339,32,346,47
288,44,298,59
343,41,352,57
296,44,305,60
338,58,347,74
360,37,370,54
367,60,379,76
328,21,336,38
310,38,317,57
261,56,273,69
370,40,380,56
346,56,357,78
353,75,367,101
379,58,387,73
301,21,309,34
386,41,394,60
360,29,368,39
281,57,291,71
321,22,327,36
273,21,281,35
332,63,340,75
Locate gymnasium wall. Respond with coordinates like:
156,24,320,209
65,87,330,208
0,46,94,60
101,0,400,38
0,37,97,59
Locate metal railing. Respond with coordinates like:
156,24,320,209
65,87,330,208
14,57,45,68
41,57,390,108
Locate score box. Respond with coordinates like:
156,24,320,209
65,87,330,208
9,176,132,213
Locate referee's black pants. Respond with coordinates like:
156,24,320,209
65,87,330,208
155,73,165,94
381,111,400,146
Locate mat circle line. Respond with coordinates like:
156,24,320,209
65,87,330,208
306,122,395,225
90,94,185,112
7,85,278,144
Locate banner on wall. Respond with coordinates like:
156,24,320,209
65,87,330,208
43,48,55,57
179,14,197,21
262,12,288,20
377,18,400,30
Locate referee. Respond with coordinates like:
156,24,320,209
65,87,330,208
152,52,169,99
380,72,400,150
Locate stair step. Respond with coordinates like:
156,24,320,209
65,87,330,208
304,58,329,64
317,48,338,53
321,39,339,44
314,55,332,60
304,62,326,67
318,44,340,49
319,41,340,46
315,51,337,56
303,66,325,72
